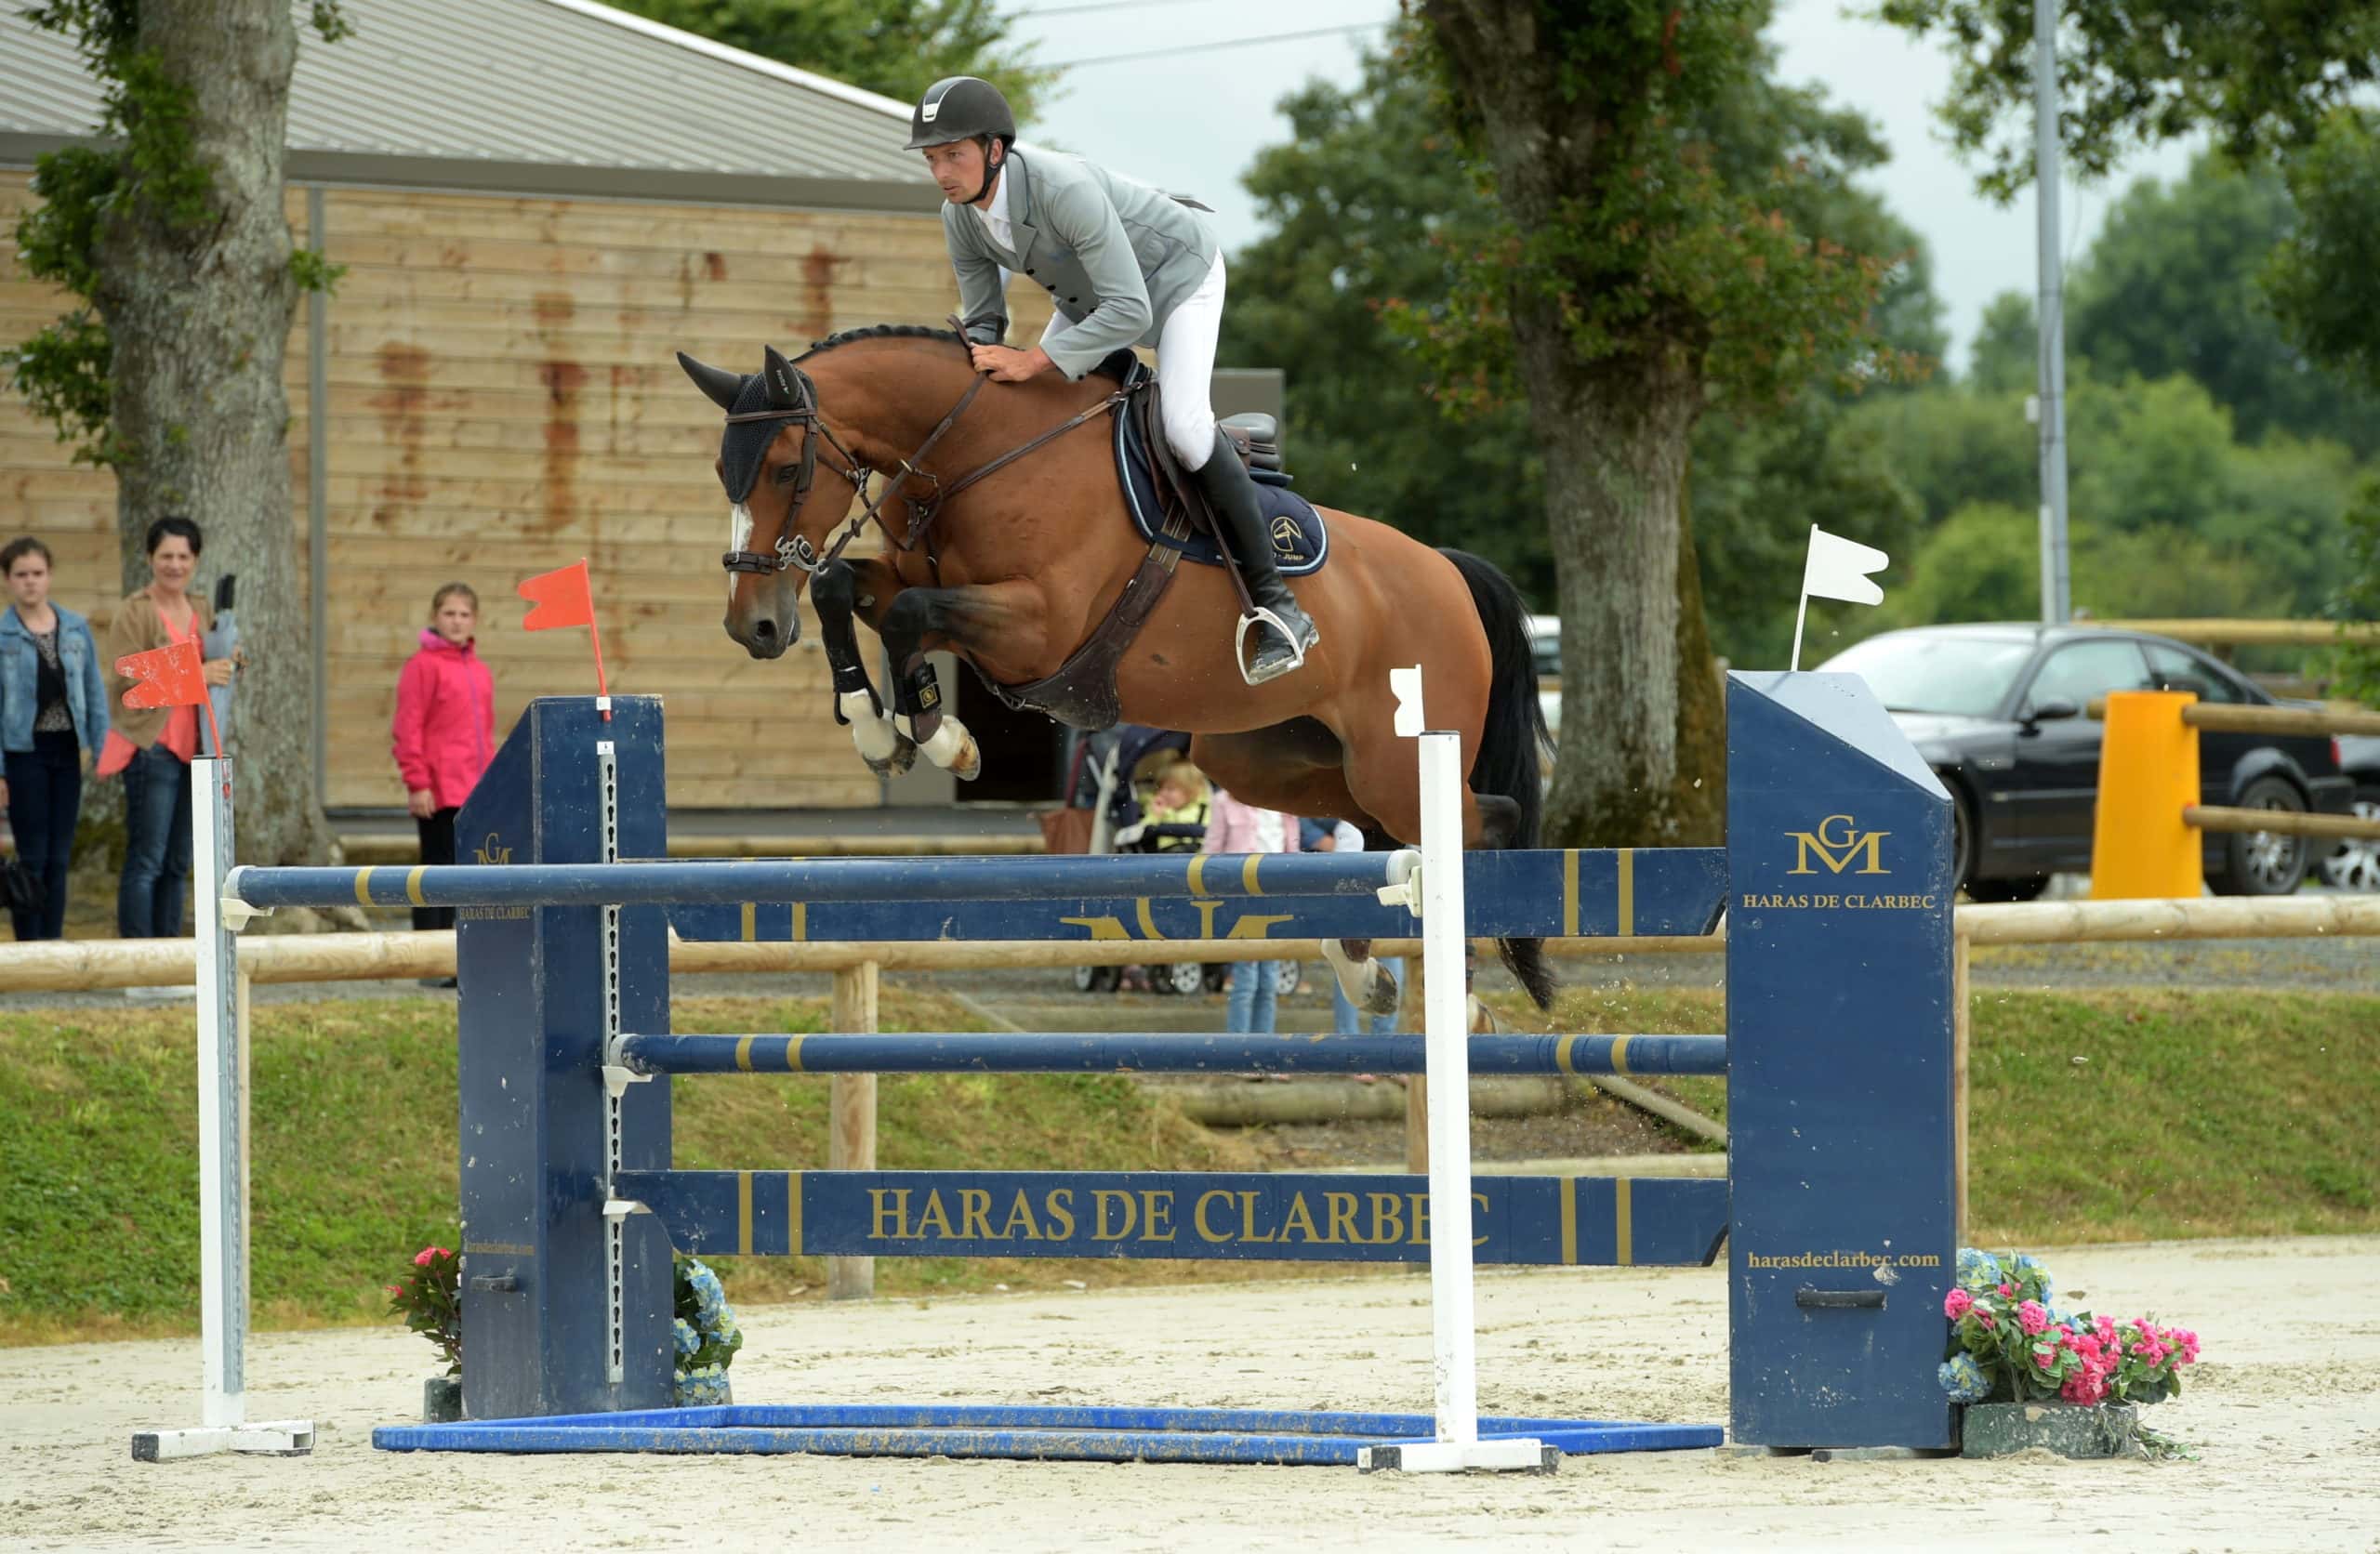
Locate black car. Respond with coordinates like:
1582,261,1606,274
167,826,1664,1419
1816,625,2355,900
2320,734,2380,891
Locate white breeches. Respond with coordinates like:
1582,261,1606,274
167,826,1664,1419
1157,254,1227,469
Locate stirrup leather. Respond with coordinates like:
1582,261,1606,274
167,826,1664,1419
1234,606,1316,686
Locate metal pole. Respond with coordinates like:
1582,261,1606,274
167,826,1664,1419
2033,0,2072,624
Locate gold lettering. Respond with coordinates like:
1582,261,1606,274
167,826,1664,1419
1787,813,1890,876
1044,1189,1077,1240
958,1189,995,1241
1324,1192,1364,1246
1092,1189,1137,1240
1279,1193,1326,1245
998,1190,1043,1241
1474,1191,1490,1248
1409,1192,1431,1245
1060,915,1132,941
1140,1190,1176,1243
1223,913,1296,940
869,1188,911,1240
1368,1192,1406,1245
1194,1190,1236,1243
915,1191,956,1239
1238,1191,1275,1244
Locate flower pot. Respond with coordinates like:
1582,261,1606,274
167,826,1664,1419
1961,1400,2137,1459
422,1376,464,1424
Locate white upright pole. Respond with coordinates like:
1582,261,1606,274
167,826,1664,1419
2033,0,2072,625
132,757,313,1462
1357,676,1553,1475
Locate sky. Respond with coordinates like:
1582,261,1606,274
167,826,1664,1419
998,0,2202,375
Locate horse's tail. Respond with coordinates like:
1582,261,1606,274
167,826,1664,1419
1439,547,1558,1011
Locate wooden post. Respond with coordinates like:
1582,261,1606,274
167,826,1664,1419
826,961,879,1300
1403,955,1430,1175
1952,932,1971,1246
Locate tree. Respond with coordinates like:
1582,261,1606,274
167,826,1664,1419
1966,292,2033,394
2065,152,2379,453
609,0,1051,123
1407,3,1911,848
7,1,348,867
1881,2,2380,399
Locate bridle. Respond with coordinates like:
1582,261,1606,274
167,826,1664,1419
717,342,1128,580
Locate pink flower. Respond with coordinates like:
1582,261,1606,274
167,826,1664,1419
1944,1288,1974,1319
1976,1311,1996,1329
2173,1329,2201,1363
2095,1314,2117,1347
414,1245,451,1268
2017,1300,2049,1336
2060,1369,2107,1405
2033,1348,2055,1368
1999,1284,2014,1297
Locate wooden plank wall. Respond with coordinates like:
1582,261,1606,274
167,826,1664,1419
0,171,1053,810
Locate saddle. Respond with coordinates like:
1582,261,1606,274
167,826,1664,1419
965,357,1327,732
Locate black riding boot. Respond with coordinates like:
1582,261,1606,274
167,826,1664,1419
1191,429,1319,684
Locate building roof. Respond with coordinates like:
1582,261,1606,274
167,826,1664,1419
0,0,939,212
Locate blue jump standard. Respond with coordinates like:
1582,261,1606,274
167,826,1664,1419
614,1031,1729,1077
372,1403,1724,1465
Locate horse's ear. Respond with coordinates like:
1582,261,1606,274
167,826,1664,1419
678,351,742,412
762,345,800,410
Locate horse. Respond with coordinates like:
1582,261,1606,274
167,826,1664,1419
677,327,1555,1017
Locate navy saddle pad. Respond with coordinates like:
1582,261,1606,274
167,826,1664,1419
1112,390,1329,577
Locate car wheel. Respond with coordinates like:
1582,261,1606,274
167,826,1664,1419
1949,783,1981,895
2318,784,2380,892
1159,961,1204,996
2213,774,2310,897
1965,876,2050,904
1275,959,1301,997
1072,964,1120,994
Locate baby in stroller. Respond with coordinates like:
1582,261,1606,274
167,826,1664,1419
1114,762,1210,854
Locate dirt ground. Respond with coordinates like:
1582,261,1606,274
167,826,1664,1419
2,1235,2372,1553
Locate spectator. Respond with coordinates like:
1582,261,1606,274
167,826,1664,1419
1202,787,1299,1034
1329,820,1405,1036
392,583,496,948
0,537,107,940
101,516,233,941
1114,762,1210,853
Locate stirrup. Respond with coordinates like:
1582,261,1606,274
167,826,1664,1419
1234,606,1316,687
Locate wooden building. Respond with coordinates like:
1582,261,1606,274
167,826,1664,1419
0,0,1084,812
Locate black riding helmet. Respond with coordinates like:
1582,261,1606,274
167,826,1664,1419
904,76,1017,151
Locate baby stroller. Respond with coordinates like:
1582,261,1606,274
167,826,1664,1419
1052,725,1301,999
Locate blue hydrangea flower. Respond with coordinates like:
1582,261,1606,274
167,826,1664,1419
1937,1353,1993,1403
1956,1247,2003,1291
675,1363,731,1408
674,1318,700,1357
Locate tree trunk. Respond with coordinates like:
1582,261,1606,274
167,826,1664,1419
95,0,327,866
1421,0,1729,848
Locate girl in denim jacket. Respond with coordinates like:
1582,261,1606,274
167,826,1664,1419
0,537,109,939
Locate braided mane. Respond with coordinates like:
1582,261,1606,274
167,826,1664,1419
798,323,966,361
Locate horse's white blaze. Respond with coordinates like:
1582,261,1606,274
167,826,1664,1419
726,502,754,604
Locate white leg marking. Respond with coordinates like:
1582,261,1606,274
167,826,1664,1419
840,690,900,761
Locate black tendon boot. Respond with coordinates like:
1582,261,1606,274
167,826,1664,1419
1191,428,1319,684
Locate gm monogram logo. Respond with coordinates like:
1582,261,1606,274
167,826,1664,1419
471,832,514,866
1786,814,1889,876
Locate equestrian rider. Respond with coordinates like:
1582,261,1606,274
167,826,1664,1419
906,75,1319,686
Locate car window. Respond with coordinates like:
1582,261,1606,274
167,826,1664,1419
1817,634,2036,718
2025,640,2150,713
2142,641,2244,703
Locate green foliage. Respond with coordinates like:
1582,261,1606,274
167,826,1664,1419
607,0,1050,125
1843,381,2034,526
1403,4,1913,413
2333,481,2380,704
2264,110,2380,399
1966,291,2034,393
385,1245,461,1375
1873,500,2043,628
2066,151,2380,453
1872,0,2380,196
4,1,350,465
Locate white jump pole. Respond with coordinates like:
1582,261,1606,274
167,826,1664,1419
132,757,313,1462
1358,671,1552,1475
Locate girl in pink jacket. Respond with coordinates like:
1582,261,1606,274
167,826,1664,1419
392,584,495,933
1201,788,1299,1033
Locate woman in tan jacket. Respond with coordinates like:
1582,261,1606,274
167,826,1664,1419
101,516,235,939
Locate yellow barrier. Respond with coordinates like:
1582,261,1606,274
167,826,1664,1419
2090,691,2204,899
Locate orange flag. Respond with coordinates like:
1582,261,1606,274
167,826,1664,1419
516,559,611,707
518,560,596,631
116,639,206,709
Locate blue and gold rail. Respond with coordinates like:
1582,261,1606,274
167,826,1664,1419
613,1031,1728,1077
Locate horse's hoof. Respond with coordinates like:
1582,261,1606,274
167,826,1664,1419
918,718,982,782
864,737,918,779
1361,971,1399,1018
1466,994,1500,1034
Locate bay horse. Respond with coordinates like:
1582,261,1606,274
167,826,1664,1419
678,326,1554,1016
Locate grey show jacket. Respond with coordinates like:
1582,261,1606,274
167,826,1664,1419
945,150,1221,381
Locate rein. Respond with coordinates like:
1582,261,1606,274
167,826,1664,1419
718,343,1128,579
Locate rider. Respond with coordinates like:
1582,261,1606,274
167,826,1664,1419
906,75,1319,686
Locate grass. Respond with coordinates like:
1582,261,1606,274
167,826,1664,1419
2,983,2374,1346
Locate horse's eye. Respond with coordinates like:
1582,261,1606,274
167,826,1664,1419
772,464,799,487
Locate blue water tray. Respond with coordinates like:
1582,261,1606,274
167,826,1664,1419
373,1403,1723,1466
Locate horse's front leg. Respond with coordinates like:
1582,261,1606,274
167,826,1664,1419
876,577,1047,783
813,559,914,778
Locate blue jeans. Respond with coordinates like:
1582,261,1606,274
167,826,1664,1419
119,743,193,939
1225,961,1278,1034
1332,955,1406,1035
6,731,82,940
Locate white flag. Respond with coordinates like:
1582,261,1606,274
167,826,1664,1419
1389,665,1426,737
1802,524,1889,606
